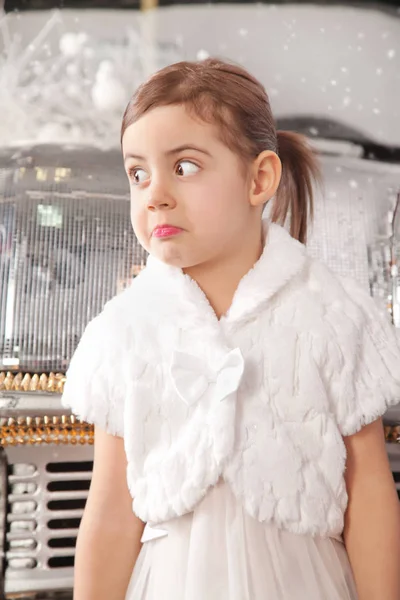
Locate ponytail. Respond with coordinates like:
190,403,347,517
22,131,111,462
272,131,321,245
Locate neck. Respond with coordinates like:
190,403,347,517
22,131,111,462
184,225,264,319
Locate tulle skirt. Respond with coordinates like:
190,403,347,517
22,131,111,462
126,480,357,599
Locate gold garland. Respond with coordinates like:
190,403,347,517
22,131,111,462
0,419,399,448
384,425,400,444
0,371,66,393
0,415,94,447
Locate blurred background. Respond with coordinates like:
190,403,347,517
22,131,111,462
0,1,400,599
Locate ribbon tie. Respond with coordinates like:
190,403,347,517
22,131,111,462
170,347,244,407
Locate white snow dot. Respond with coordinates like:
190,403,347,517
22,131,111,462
320,28,325,33
349,180,358,189
300,77,306,83
269,88,279,97
376,67,383,75
196,49,210,61
357,32,365,39
387,49,396,59
345,87,351,93
342,96,351,107
283,45,289,51
330,80,337,86
238,28,248,37
327,105,333,111
341,67,348,73
59,33,87,57
373,108,381,115
309,127,319,136
382,32,390,39
336,166,342,173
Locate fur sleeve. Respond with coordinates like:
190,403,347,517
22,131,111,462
61,308,124,437
323,275,400,437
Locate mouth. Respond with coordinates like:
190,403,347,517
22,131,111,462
152,225,183,239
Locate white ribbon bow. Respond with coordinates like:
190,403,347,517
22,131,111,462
170,347,244,407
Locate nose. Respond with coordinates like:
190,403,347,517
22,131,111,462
146,181,176,212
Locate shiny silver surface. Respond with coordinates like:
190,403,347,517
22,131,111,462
0,145,147,373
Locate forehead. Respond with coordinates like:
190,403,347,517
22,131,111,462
122,104,221,155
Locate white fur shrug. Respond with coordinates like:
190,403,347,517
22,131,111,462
62,222,400,538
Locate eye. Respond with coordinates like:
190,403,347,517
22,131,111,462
129,167,149,185
176,161,200,177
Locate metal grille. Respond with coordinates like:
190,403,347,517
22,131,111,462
5,443,93,596
0,145,147,374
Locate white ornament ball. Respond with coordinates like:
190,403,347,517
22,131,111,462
59,32,88,57
196,49,210,61
91,79,126,112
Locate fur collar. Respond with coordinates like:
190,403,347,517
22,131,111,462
141,221,307,325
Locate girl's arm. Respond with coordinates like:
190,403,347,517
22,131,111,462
343,417,400,600
73,426,145,600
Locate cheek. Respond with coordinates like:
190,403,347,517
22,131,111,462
190,177,246,224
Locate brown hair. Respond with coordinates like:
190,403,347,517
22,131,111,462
121,58,321,244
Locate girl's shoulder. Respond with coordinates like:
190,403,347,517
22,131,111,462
301,257,400,437
301,255,389,325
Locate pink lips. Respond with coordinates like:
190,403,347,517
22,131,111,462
152,225,183,239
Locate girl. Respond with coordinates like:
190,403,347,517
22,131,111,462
62,59,400,600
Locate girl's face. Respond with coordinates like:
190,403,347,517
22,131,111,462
122,104,264,270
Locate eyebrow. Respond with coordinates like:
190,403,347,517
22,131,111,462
123,145,212,163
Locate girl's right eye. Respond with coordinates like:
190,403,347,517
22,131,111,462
129,167,149,185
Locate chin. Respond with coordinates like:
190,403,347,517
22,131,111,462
153,247,186,268
157,248,205,271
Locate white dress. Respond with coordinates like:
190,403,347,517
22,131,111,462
126,479,358,600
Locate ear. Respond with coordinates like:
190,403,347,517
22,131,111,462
248,150,282,208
